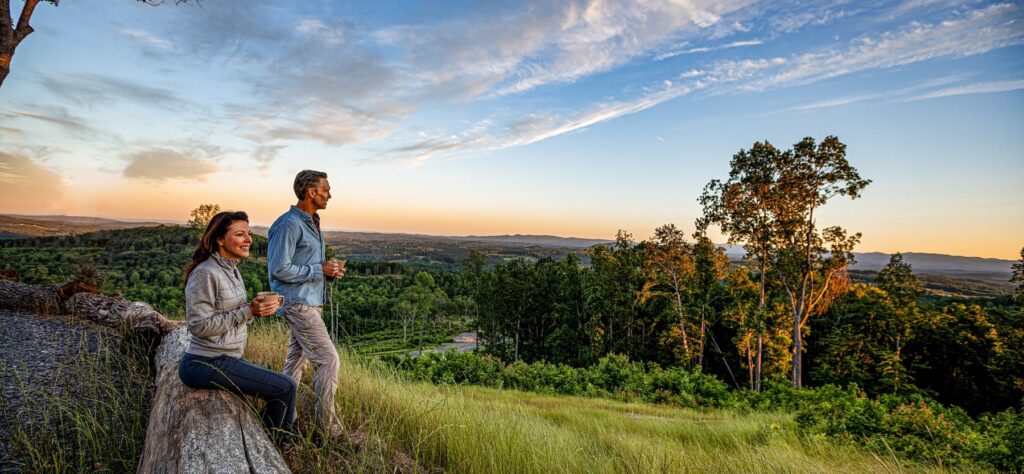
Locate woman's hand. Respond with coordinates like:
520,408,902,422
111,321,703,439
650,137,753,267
249,295,281,318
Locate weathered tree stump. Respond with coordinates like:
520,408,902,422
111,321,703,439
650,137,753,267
0,280,290,473
138,327,290,474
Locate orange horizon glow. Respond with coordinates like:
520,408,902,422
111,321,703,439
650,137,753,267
1,199,1019,261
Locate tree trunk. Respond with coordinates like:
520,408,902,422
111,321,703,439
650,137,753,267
755,331,762,393
0,280,290,473
792,313,802,388
698,313,706,368
673,284,689,364
755,257,766,392
1,0,42,91
0,55,11,89
137,328,290,474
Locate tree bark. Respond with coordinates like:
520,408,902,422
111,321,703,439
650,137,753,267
0,0,41,90
137,328,290,474
0,280,290,473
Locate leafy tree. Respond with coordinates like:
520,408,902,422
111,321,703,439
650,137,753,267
688,232,731,370
393,271,448,344
462,250,487,336
906,303,1005,413
874,252,924,391
769,136,869,387
640,224,696,365
1012,246,1024,307
876,253,924,306
585,231,645,360
700,140,784,391
810,284,912,394
187,203,221,230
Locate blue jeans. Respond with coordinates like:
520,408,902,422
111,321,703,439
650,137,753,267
178,352,296,442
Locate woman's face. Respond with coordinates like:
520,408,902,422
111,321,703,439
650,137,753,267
217,220,252,260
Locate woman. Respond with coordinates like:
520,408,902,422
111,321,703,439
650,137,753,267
178,211,296,444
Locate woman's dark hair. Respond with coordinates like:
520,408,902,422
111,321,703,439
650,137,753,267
182,211,249,284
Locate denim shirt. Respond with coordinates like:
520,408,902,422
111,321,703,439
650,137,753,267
267,205,326,306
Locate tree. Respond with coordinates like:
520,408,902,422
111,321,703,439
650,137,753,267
1,0,182,90
1,0,53,89
770,136,869,388
640,224,696,365
1012,246,1024,307
187,203,220,230
876,253,924,305
700,140,784,391
810,284,909,394
393,271,447,345
702,136,869,388
585,231,645,360
873,252,924,392
688,232,731,370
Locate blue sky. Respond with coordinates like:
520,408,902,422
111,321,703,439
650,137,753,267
1,0,1022,259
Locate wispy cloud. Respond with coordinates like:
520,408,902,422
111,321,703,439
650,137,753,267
753,3,1024,90
790,74,977,110
375,0,757,99
252,144,287,172
901,78,1024,101
0,105,90,135
379,136,466,168
119,28,172,49
425,3,1024,161
655,39,763,60
122,148,219,181
0,151,66,210
794,94,881,111
38,73,182,109
125,0,1023,168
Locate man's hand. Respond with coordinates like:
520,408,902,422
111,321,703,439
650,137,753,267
322,259,340,279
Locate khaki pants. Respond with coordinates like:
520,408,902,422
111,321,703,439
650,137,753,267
282,304,339,430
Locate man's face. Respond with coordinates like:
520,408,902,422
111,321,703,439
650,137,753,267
310,178,332,210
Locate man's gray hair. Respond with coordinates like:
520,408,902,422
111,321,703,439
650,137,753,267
293,170,328,200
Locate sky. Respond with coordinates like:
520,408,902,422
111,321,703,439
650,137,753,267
1,0,1022,259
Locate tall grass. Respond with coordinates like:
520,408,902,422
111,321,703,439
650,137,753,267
245,321,962,473
2,333,152,473
3,319,976,473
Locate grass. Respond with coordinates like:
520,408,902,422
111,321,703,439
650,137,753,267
2,333,152,473
5,319,974,473
244,321,961,474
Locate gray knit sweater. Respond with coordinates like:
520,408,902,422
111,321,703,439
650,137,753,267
183,252,253,358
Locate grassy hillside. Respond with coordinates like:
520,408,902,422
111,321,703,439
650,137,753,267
243,322,946,473
6,317,993,473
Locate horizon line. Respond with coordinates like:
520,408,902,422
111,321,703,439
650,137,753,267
1,212,1017,262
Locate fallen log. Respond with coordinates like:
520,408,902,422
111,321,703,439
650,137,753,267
0,280,290,473
137,327,290,474
0,279,63,315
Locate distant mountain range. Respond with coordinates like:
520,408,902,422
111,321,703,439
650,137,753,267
0,214,169,238
1,214,1015,281
718,244,1012,277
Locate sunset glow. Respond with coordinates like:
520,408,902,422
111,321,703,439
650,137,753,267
1,0,1021,259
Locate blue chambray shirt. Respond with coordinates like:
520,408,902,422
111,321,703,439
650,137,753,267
267,205,327,307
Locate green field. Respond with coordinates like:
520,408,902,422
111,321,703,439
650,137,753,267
244,322,948,473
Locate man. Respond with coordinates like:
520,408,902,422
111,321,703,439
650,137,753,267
267,169,345,437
